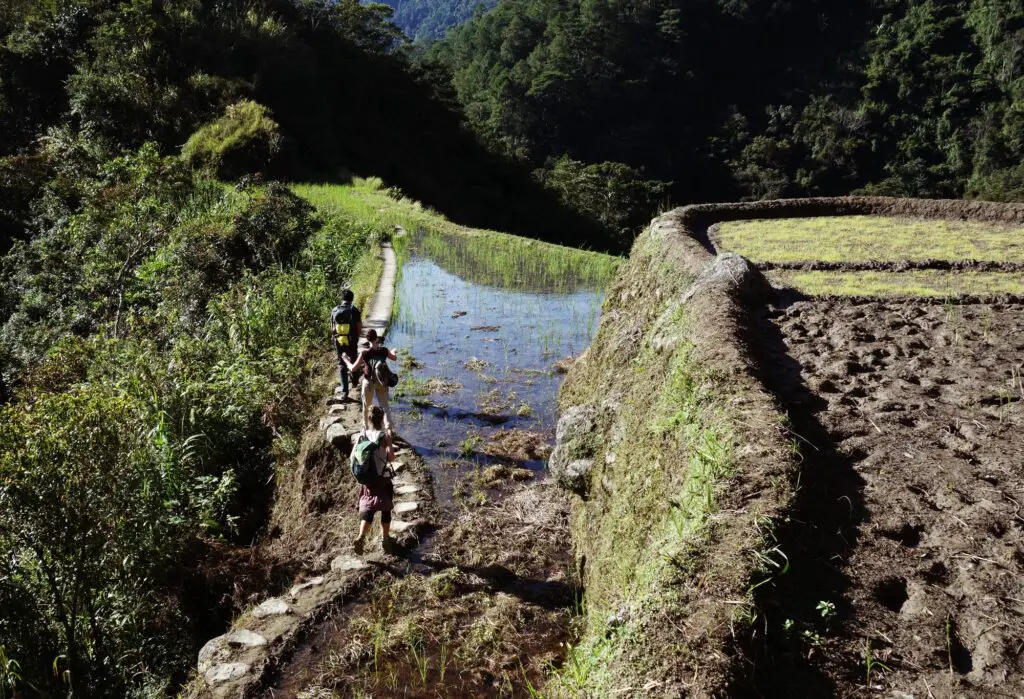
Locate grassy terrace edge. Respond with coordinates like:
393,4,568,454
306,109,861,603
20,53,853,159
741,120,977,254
295,180,620,294
550,212,799,695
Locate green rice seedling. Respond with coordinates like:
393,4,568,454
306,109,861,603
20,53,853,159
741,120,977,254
864,638,892,688
519,660,545,699
459,435,482,458
438,640,451,684
408,636,429,687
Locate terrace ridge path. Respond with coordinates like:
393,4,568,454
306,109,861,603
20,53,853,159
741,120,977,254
362,241,396,339
189,240,435,698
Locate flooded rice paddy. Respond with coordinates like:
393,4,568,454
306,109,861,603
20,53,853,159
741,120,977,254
386,250,606,505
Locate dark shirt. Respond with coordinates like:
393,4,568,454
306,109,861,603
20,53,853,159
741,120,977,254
363,346,390,378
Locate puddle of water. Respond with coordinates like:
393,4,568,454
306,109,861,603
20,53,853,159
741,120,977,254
386,255,605,505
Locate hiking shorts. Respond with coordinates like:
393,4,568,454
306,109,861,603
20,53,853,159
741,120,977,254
360,510,392,524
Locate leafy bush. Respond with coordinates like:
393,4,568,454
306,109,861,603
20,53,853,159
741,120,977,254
182,100,282,180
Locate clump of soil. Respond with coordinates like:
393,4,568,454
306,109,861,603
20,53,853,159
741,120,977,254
464,356,490,372
743,299,1024,697
483,428,554,462
424,377,461,394
551,355,576,374
471,325,501,332
478,464,534,486
410,397,446,410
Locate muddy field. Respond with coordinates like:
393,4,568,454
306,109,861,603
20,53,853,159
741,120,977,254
742,299,1024,697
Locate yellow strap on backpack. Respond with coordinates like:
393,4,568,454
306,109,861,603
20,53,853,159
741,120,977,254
335,322,351,347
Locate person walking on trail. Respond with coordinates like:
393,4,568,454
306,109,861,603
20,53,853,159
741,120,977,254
331,290,362,401
352,406,395,554
344,328,397,434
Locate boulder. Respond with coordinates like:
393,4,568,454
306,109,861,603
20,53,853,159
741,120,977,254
204,662,250,685
251,597,291,618
680,252,771,306
198,629,267,673
325,423,350,450
549,403,611,496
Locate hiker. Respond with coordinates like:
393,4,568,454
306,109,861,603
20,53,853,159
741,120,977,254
344,328,397,434
331,290,362,400
352,406,395,554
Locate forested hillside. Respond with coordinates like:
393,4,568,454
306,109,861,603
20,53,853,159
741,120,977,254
432,0,1024,211
377,0,497,42
0,0,596,255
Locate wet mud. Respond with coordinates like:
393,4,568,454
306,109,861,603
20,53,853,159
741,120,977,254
742,299,1024,697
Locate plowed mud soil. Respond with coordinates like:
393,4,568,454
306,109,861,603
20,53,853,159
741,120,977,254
742,299,1024,697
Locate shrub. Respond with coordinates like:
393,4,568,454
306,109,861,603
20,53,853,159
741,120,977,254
181,100,282,180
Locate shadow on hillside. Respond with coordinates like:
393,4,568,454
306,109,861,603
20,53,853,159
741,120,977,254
728,302,867,697
273,47,613,252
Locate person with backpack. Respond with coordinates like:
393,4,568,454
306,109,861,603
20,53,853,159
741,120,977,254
343,328,397,434
351,406,395,554
330,290,362,401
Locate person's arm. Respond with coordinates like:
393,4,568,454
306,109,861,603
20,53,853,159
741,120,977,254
346,350,366,372
386,348,398,361
384,432,396,461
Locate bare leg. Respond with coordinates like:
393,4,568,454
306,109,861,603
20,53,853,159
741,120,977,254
360,379,373,431
375,383,395,433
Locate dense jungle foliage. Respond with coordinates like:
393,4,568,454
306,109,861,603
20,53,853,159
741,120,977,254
0,141,390,694
432,0,1024,204
377,0,497,42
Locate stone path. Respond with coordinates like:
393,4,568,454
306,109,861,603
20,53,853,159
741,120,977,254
188,240,432,698
362,241,395,338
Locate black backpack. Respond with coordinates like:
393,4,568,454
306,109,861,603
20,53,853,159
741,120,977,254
368,355,399,387
332,304,358,350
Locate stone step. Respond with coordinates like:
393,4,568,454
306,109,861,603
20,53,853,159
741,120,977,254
325,424,350,449
252,597,291,618
394,501,418,514
331,554,370,572
391,460,406,472
395,484,421,496
289,576,325,598
390,519,421,533
319,415,345,431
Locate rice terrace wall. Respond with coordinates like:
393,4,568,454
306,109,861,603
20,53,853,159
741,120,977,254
551,196,1024,696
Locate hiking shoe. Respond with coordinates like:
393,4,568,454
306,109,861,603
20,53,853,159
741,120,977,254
381,536,393,554
353,536,365,555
